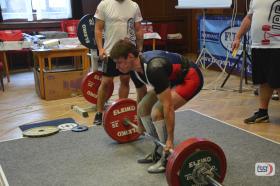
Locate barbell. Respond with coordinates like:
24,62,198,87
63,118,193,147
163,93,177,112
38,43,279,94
103,98,227,186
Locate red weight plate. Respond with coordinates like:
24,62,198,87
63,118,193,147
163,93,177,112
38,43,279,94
262,25,271,32
103,98,141,143
81,71,114,104
166,138,227,186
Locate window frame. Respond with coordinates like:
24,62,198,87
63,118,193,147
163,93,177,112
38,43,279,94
0,0,73,22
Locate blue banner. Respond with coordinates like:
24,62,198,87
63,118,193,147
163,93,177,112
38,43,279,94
198,15,252,75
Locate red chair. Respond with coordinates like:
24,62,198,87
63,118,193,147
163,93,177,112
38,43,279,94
61,20,80,38
0,61,4,91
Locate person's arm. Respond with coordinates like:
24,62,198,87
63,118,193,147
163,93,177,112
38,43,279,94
134,21,144,52
135,85,147,134
95,18,106,58
130,71,147,133
157,88,175,151
130,71,146,103
136,85,147,103
134,3,143,52
232,14,252,51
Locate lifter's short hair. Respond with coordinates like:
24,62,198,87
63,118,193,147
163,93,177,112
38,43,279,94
110,39,139,60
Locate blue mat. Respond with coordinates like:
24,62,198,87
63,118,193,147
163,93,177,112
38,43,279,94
19,118,76,131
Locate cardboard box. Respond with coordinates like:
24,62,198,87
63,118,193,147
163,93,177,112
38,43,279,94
34,67,87,100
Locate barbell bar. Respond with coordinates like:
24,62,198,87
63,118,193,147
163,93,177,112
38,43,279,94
123,118,174,153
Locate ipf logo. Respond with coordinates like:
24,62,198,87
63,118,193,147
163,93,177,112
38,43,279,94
255,163,275,176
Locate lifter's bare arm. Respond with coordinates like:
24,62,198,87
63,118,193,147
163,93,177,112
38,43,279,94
157,88,175,151
135,85,147,133
136,85,147,103
95,18,106,59
134,21,144,52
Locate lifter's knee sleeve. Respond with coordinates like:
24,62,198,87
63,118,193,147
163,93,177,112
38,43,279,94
153,120,167,144
140,116,158,138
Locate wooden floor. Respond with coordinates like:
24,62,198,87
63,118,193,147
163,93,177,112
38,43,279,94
0,67,280,143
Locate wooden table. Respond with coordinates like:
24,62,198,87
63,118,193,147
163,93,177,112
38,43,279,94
1,51,10,82
144,32,161,50
0,41,32,82
32,46,90,99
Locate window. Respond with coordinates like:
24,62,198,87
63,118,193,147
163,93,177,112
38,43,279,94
0,0,33,21
0,0,72,21
32,0,72,20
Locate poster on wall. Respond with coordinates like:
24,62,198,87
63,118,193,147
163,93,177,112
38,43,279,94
198,15,252,75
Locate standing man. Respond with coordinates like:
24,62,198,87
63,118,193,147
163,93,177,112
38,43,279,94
232,0,280,124
94,0,143,125
110,40,204,173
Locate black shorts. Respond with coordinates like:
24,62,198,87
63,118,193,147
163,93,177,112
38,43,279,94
251,48,280,88
102,57,129,77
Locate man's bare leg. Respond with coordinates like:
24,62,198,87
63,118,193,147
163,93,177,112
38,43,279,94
137,91,160,164
259,83,274,109
148,91,188,173
94,76,114,125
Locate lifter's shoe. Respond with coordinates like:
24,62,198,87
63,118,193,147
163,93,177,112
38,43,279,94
93,112,103,125
137,151,161,164
147,153,168,174
244,111,269,124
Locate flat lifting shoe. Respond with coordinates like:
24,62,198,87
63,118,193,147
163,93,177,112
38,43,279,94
93,112,103,125
147,153,168,174
244,111,269,124
137,151,161,164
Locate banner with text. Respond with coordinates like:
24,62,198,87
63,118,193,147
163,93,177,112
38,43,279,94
198,15,252,75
